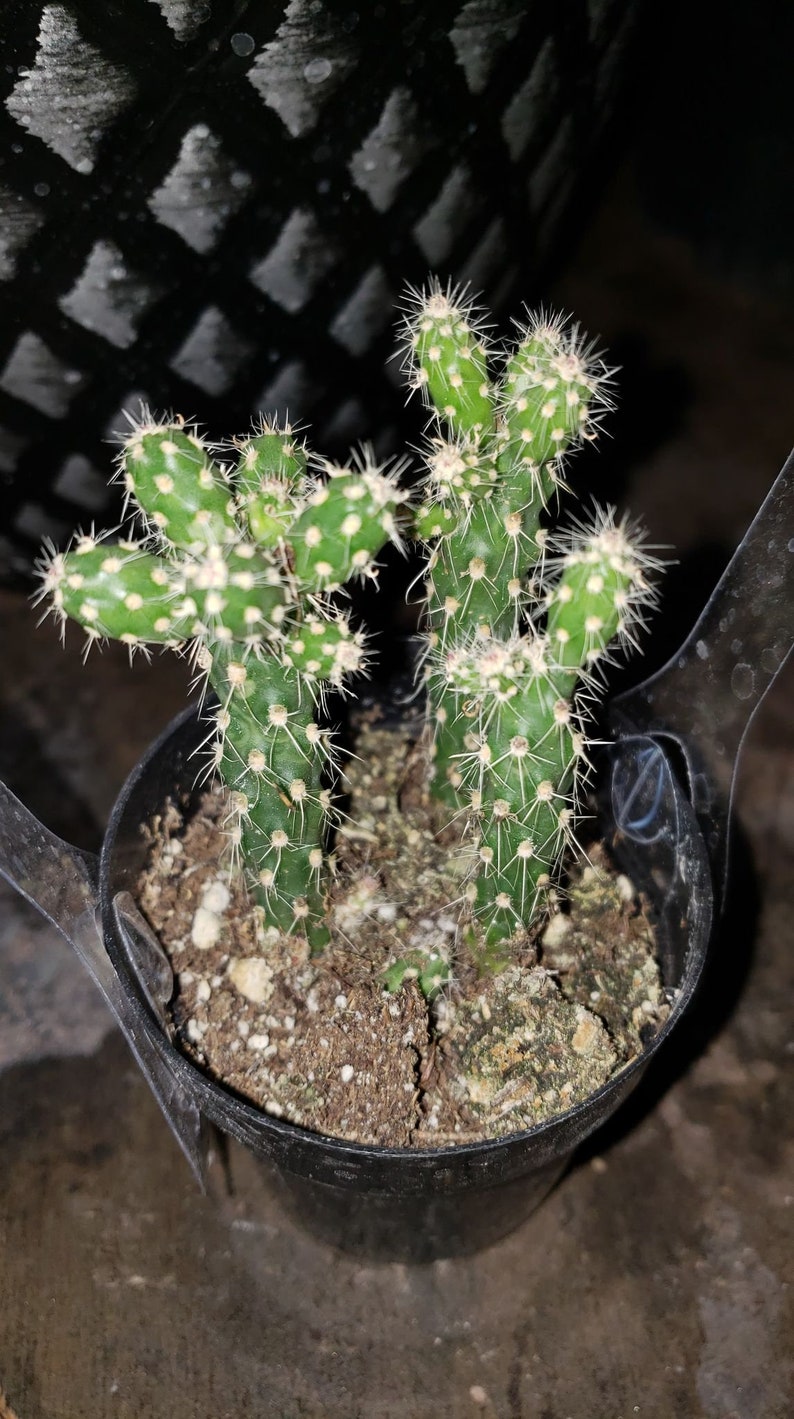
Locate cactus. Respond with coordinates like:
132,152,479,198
35,282,659,987
402,283,657,966
401,286,615,810
38,418,405,950
436,515,656,967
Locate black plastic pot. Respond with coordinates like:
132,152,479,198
99,699,711,1261
1,453,790,1260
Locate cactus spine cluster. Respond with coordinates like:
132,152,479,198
402,283,656,966
38,419,405,949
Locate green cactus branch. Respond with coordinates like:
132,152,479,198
231,421,307,549
401,284,617,815
399,281,657,965
431,512,658,965
205,641,335,950
38,418,404,951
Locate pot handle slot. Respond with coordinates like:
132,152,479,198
0,780,209,1187
612,448,794,902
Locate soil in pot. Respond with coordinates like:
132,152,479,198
136,708,671,1148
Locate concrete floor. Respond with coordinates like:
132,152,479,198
1,178,792,1417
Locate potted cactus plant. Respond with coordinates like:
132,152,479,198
33,280,671,1245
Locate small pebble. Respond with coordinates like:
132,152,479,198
228,956,275,1005
616,873,635,903
202,880,230,913
571,1011,604,1057
191,906,222,951
247,1034,270,1051
542,911,572,948
340,1064,355,1083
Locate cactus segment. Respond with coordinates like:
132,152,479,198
281,613,367,688
422,483,545,806
403,285,495,437
234,424,307,547
179,543,286,645
426,498,531,642
381,949,452,1002
122,423,237,552
414,500,457,541
545,516,653,691
498,314,610,470
39,538,188,645
424,438,499,509
235,425,307,490
207,643,333,951
289,460,405,591
434,509,656,953
442,633,580,959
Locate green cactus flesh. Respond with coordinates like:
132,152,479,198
179,543,286,646
443,634,579,964
233,425,307,548
122,423,238,552
208,644,333,951
403,290,615,820
406,286,495,437
498,318,604,470
438,517,651,958
289,463,404,592
545,521,647,688
381,949,452,1002
44,539,189,645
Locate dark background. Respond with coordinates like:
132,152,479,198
1,6,793,1416
1,0,789,584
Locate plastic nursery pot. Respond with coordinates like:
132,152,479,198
93,699,711,1263
1,455,790,1261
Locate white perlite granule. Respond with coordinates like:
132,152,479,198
228,956,275,1005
